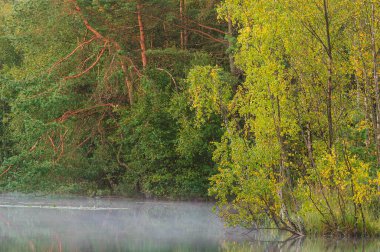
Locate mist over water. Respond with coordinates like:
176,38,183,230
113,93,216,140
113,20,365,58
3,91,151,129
0,193,379,251
0,193,228,251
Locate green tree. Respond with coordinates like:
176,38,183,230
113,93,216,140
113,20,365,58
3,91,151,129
204,0,380,236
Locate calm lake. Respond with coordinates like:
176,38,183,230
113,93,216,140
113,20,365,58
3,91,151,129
0,193,378,251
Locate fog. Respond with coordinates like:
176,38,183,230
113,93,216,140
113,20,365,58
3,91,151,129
0,194,379,251
0,193,236,251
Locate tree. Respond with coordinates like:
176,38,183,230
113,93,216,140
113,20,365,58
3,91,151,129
204,0,380,236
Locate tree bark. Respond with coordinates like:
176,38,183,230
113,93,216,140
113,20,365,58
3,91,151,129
371,3,380,167
120,61,134,105
323,0,334,151
267,83,302,234
227,16,236,76
180,0,187,49
137,2,147,68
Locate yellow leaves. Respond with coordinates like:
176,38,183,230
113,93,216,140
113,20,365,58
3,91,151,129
374,171,380,186
351,160,373,205
187,65,234,126
211,0,380,233
357,119,370,132
209,68,218,79
0,1,13,21
310,149,377,206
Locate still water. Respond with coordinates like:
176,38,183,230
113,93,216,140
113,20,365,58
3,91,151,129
0,193,378,251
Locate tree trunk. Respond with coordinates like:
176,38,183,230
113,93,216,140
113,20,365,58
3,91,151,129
371,3,380,167
227,16,236,76
163,23,169,47
370,3,380,197
323,0,334,151
180,0,187,49
268,83,302,234
137,2,147,68
120,61,134,105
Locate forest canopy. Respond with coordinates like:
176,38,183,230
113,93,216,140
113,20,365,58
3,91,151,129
1,0,380,237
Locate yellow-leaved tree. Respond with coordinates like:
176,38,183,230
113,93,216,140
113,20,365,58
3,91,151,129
188,0,380,236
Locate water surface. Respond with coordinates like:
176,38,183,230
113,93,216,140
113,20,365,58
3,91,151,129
0,193,378,251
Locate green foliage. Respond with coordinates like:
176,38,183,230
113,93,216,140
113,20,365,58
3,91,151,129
188,65,234,125
0,0,225,199
205,0,380,237
114,65,222,198
1,0,379,238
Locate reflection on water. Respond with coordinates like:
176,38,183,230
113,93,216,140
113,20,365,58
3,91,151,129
0,193,378,251
222,233,380,252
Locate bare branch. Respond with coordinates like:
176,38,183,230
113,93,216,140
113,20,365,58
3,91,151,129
48,36,97,74
55,103,116,123
64,41,108,80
